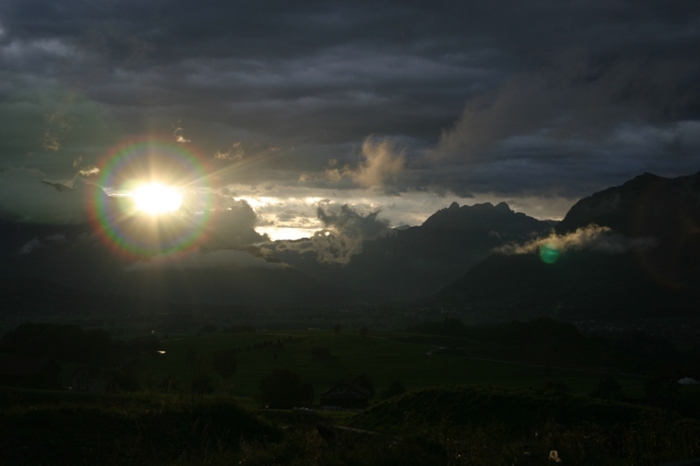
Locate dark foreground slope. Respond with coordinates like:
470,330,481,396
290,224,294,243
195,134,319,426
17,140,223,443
351,385,652,432
0,396,281,466
5,385,698,466
348,385,700,465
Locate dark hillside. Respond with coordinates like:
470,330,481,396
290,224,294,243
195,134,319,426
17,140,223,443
557,171,700,238
426,249,700,321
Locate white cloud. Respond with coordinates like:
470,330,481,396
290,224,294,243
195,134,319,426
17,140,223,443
78,166,100,177
173,124,191,143
325,136,405,189
498,225,657,256
214,142,244,161
353,137,406,188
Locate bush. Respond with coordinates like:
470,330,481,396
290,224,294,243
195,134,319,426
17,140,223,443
259,369,311,409
381,380,406,400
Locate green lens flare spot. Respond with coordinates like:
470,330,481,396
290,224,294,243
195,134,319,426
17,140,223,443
539,243,560,264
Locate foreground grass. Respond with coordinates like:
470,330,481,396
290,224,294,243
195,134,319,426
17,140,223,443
2,386,700,465
240,386,700,466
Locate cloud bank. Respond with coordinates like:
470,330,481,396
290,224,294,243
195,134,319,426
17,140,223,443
1,1,699,234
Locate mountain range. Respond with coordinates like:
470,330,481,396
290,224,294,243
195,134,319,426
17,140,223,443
427,171,700,321
1,171,698,322
258,201,552,300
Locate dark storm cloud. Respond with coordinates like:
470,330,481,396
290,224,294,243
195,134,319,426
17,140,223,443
0,0,503,150
197,198,269,251
434,53,698,159
1,0,700,218
0,168,90,223
317,204,389,241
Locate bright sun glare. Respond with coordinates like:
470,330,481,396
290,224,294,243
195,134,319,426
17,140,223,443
132,183,183,214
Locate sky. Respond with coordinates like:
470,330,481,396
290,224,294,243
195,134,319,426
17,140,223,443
1,0,699,241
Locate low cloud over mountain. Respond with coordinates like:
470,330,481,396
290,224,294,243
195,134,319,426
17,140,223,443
498,225,656,256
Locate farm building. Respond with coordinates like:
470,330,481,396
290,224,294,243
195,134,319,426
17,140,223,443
71,366,119,394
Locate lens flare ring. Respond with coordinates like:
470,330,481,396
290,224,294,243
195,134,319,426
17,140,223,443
88,138,213,257
539,242,561,264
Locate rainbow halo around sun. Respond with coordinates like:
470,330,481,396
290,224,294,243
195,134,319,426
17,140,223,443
89,138,213,257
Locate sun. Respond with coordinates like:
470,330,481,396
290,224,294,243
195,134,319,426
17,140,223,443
132,183,183,214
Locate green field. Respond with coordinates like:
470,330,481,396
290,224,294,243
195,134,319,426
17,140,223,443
140,330,646,406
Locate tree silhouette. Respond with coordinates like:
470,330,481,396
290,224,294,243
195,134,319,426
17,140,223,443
212,348,237,385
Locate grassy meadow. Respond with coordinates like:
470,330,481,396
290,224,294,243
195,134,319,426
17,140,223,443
139,329,648,406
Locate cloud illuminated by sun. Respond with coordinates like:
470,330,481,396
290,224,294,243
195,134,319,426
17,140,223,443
131,183,183,214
